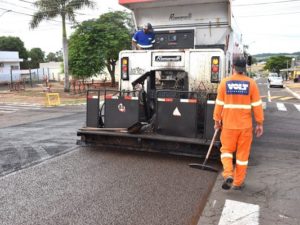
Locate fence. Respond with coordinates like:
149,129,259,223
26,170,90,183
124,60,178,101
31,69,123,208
70,79,119,94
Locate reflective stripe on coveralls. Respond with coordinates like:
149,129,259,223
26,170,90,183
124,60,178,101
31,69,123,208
216,99,225,105
221,153,233,159
216,100,262,110
236,160,249,166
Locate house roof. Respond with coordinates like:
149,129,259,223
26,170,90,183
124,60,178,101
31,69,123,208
0,58,23,63
0,51,23,63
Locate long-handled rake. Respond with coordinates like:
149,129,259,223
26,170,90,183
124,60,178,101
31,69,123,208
189,129,220,172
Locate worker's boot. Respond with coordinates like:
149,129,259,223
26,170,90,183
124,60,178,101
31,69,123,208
232,183,245,191
221,176,233,190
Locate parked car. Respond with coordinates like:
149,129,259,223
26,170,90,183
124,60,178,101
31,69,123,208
268,73,279,82
269,76,284,88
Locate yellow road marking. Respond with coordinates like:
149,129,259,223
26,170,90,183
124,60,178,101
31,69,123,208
270,96,281,99
279,97,294,101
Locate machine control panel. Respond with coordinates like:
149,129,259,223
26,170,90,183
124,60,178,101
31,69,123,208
154,29,194,49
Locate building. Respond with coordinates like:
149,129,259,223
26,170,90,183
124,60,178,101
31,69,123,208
39,61,63,81
280,59,300,81
0,51,23,83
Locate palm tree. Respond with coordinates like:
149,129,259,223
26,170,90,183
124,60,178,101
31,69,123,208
30,0,95,92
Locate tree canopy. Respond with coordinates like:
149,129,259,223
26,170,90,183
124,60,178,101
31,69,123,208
69,11,133,85
69,19,106,80
264,56,291,74
28,48,45,68
46,51,63,62
30,0,95,92
0,36,28,68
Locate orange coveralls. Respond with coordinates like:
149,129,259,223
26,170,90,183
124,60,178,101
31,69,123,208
213,73,264,186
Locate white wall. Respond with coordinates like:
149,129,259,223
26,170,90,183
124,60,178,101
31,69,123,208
0,51,23,83
39,62,63,81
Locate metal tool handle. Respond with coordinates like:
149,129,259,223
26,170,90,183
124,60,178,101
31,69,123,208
202,128,219,167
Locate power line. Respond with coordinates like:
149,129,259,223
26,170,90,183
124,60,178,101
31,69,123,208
1,0,38,12
0,6,35,16
16,0,90,15
238,11,300,17
232,14,243,34
0,6,72,25
234,0,300,7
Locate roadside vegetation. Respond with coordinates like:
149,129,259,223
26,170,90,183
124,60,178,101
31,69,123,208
69,11,133,86
264,56,293,74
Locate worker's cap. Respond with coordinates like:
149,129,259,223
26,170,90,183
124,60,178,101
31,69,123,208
143,23,153,31
233,56,246,67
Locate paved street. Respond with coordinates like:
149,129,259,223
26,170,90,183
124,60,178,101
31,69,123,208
0,109,84,176
0,77,299,225
0,104,218,225
0,103,42,114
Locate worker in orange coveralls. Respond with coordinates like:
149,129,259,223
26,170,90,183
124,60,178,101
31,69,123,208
213,56,264,190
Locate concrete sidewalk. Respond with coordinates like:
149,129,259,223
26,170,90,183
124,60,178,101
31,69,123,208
198,107,300,224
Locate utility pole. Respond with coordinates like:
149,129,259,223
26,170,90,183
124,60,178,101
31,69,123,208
10,67,13,84
29,68,32,87
28,58,32,87
286,60,289,81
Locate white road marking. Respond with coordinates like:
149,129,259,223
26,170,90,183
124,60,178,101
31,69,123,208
0,106,30,111
294,104,300,112
285,87,300,100
0,110,16,114
268,90,271,102
218,199,259,225
0,102,41,106
0,103,42,114
0,105,41,109
277,103,287,111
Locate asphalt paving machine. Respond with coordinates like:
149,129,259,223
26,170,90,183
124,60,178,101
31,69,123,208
77,0,244,158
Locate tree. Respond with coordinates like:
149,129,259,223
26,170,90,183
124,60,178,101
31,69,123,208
69,20,106,80
46,51,63,62
264,56,291,74
45,52,57,62
98,11,133,85
69,11,133,85
30,0,95,92
55,50,63,62
28,48,45,68
0,36,28,68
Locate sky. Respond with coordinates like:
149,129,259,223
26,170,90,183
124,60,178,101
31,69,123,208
0,0,300,56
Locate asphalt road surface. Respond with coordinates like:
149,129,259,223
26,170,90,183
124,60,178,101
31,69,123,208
0,104,219,225
0,78,299,225
0,105,85,176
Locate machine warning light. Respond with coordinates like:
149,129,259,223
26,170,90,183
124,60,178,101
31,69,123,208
211,56,220,83
121,57,129,80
